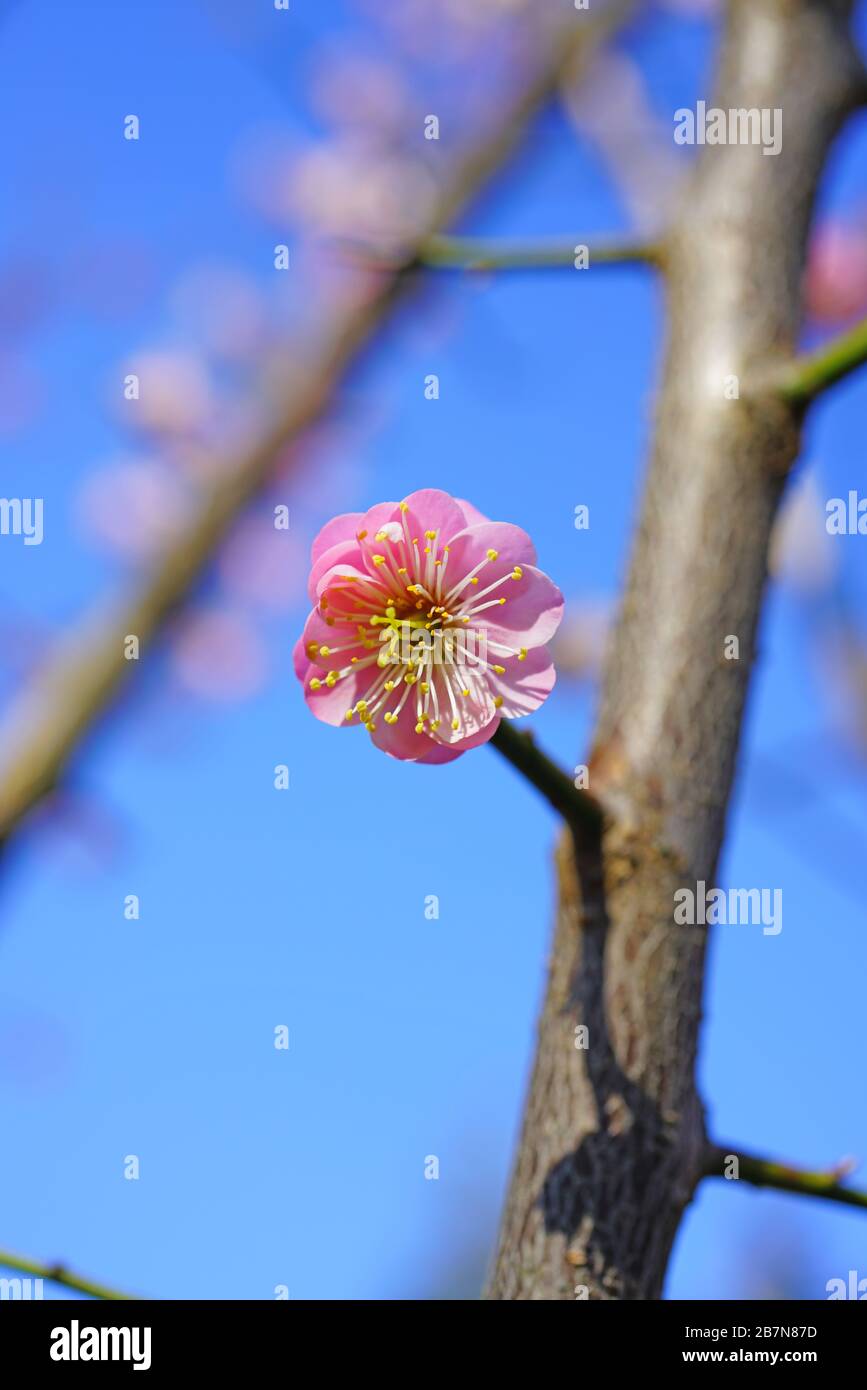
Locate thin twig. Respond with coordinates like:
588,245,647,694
776,314,867,408
705,1143,867,1212
489,722,603,833
417,233,662,272
0,1249,137,1300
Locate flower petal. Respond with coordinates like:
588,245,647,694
488,645,556,717
455,497,490,528
310,512,364,568
443,522,537,592
403,488,468,547
476,564,564,647
307,539,366,602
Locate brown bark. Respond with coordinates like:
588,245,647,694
488,0,865,1300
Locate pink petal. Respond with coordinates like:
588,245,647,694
402,488,467,546
307,539,366,601
443,521,537,584
300,608,374,672
293,633,311,682
302,666,365,726
455,497,490,528
427,715,500,757
488,645,556,717
477,565,564,648
310,511,364,568
368,711,437,761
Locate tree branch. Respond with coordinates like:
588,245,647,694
487,0,866,1301
416,233,662,272
705,1144,867,1212
0,5,632,852
489,722,603,834
0,1249,136,1300
776,313,867,408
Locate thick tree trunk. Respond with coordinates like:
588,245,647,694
488,0,864,1300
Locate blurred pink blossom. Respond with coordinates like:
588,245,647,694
117,349,214,437
171,607,269,702
218,516,304,613
309,48,413,134
77,458,192,559
804,221,867,326
769,471,836,593
170,265,269,363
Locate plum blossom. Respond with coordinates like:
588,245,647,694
294,489,563,762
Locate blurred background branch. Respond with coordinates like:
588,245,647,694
416,232,663,272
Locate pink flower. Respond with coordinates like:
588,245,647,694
294,489,563,763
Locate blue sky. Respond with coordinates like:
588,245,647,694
1,0,866,1299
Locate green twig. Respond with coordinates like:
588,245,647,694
777,314,867,407
417,233,662,272
0,1249,137,1300
705,1144,867,1212
489,722,603,834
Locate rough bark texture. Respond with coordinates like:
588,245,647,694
488,0,864,1301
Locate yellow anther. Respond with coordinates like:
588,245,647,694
493,696,503,709
425,530,437,539
420,681,430,693
470,577,479,585
375,530,388,541
384,680,395,691
498,597,506,605
357,529,368,540
512,566,523,580
415,723,424,734
325,672,338,687
384,712,398,725
405,673,417,685
424,546,431,555
309,678,322,690
399,502,409,512
486,549,498,561
319,645,331,657
518,647,527,660
372,555,386,566
492,664,505,675
385,605,396,618
397,566,407,575
451,718,460,731
350,656,359,664
345,710,355,722
460,688,470,697
357,700,368,713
